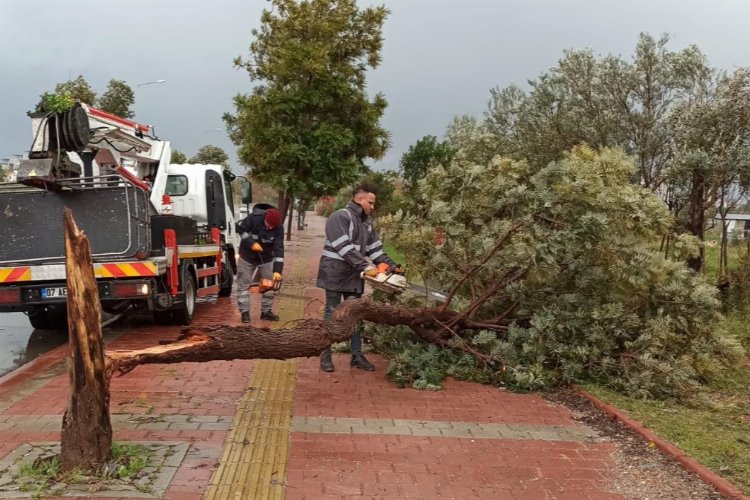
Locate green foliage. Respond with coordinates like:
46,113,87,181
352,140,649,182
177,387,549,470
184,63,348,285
189,145,230,169
35,92,75,114
98,79,135,118
225,0,390,201
372,324,497,390
171,150,188,164
399,135,455,193
484,34,711,189
380,146,741,397
111,442,150,478
54,75,96,105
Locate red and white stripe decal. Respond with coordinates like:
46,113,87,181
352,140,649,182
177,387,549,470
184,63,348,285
88,106,151,134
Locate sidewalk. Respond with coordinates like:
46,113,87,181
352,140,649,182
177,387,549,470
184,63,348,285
0,212,730,499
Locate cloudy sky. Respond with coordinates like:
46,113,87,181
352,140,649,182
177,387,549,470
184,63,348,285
1,0,749,174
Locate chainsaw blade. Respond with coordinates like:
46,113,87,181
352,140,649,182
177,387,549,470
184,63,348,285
364,273,447,303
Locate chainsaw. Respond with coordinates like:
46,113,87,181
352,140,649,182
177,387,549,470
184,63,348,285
249,268,283,293
363,263,448,303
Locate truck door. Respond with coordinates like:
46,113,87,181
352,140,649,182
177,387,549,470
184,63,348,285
205,170,227,230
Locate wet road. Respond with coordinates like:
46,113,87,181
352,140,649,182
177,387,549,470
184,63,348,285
0,312,67,378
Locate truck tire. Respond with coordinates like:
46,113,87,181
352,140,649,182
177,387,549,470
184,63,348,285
218,252,233,297
173,271,196,326
28,306,68,330
28,308,52,329
153,310,173,325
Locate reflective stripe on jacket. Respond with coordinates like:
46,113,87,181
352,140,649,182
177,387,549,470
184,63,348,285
316,201,394,293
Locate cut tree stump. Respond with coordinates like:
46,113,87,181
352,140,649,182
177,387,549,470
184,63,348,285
60,208,113,472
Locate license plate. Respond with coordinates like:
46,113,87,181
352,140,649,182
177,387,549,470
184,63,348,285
41,287,67,299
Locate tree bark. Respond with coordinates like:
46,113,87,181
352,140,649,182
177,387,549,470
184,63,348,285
686,170,706,272
60,209,113,472
105,299,506,379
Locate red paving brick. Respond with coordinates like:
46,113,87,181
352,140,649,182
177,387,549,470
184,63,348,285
293,355,577,426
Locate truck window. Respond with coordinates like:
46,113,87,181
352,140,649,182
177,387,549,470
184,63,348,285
223,173,235,215
165,175,188,196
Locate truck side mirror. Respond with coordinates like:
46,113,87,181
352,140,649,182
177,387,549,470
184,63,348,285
240,181,252,205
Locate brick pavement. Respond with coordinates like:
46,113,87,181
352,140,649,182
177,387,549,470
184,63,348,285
0,210,674,499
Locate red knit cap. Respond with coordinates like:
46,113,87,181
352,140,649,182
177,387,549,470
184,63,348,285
264,208,282,228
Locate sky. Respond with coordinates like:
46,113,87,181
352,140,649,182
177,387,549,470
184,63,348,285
1,0,749,175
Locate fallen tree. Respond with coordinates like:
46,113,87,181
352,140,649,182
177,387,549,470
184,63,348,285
105,298,504,379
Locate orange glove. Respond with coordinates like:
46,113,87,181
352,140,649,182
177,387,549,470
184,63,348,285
251,242,263,252
364,267,379,278
273,272,282,281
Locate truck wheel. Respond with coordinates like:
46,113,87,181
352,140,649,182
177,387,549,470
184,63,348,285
28,308,53,329
153,310,173,325
173,272,196,325
218,252,233,297
28,306,68,330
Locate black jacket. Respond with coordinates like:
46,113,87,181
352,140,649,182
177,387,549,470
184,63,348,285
237,204,285,274
316,201,394,293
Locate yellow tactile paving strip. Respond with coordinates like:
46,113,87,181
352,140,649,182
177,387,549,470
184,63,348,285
204,358,298,500
205,239,311,500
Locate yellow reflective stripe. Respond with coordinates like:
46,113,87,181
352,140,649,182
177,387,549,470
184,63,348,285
0,267,31,283
94,262,158,278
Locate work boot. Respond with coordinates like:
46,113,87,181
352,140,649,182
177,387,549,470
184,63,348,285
260,310,280,321
240,311,251,323
350,353,375,372
320,351,335,372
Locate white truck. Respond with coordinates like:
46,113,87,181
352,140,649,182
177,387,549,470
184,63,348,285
0,103,250,328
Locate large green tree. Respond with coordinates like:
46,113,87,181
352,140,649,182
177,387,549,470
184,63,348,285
189,145,230,169
224,0,390,223
670,68,750,272
54,75,97,105
171,150,188,164
479,34,750,271
399,135,455,194
97,79,135,118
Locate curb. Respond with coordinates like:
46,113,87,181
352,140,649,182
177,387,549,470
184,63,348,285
0,342,68,390
575,387,749,500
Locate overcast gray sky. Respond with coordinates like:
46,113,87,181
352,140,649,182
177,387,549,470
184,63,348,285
1,0,749,174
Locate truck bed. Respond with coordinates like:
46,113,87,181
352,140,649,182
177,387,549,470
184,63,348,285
0,177,152,265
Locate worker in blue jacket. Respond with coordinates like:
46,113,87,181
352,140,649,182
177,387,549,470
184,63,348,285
236,204,284,324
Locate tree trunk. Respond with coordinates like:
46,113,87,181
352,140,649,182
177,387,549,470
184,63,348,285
686,170,706,272
60,209,113,472
105,298,504,379
286,194,294,241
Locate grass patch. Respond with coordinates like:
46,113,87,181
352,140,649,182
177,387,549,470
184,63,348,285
581,306,750,495
15,442,154,499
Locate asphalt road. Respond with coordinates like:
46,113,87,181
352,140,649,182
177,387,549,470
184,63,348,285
0,312,67,378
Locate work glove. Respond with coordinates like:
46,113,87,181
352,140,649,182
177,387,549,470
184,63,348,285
364,266,379,278
251,242,263,252
273,272,282,281
390,263,404,275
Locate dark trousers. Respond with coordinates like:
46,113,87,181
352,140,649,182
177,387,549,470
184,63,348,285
323,289,363,356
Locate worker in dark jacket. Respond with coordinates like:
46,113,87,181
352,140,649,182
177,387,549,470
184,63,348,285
316,184,397,372
236,204,284,324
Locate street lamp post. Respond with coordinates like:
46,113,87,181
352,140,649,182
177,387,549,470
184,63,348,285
136,79,166,87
